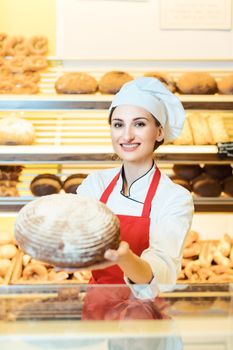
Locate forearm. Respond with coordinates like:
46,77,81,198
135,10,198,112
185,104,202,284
118,249,153,284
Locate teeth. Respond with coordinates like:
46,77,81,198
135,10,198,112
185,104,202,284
121,144,138,148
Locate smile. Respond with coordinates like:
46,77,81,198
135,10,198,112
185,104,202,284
120,143,140,151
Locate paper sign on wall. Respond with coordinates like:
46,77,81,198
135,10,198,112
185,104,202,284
161,0,232,30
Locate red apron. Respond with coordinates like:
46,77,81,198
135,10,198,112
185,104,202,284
82,168,170,321
90,167,161,284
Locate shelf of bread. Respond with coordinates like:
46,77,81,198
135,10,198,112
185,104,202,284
0,109,232,163
177,232,233,284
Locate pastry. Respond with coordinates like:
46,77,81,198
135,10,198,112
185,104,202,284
171,177,192,192
192,174,222,197
172,118,194,145
12,82,39,95
217,74,233,94
98,71,133,94
55,72,98,94
184,231,199,248
203,164,232,180
143,72,176,92
63,174,87,194
25,55,48,71
0,116,35,145
177,72,217,94
28,36,48,56
173,164,202,181
0,165,23,181
188,113,213,145
223,176,233,197
6,35,29,56
207,115,230,143
30,174,63,196
14,194,120,268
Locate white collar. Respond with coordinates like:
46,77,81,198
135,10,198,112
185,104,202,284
118,162,157,203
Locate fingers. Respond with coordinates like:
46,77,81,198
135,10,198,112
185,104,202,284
104,241,129,262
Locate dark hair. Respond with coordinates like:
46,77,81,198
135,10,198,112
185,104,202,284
108,107,164,151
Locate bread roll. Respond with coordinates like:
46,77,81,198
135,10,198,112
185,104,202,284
192,174,222,197
173,164,202,181
55,72,98,94
173,118,194,145
30,174,63,196
177,72,217,94
99,71,133,94
207,115,230,143
188,113,213,145
0,116,35,145
203,164,232,181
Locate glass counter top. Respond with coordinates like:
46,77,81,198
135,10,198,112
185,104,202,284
0,283,232,350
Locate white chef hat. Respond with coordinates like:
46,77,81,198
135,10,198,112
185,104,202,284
109,77,185,142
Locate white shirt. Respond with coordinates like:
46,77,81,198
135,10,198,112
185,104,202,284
77,164,194,298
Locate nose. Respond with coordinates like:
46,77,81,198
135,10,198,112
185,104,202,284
122,125,135,142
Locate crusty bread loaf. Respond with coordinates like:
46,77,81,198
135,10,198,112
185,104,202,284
14,194,120,268
177,72,217,94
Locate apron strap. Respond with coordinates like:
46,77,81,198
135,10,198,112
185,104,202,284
141,168,161,217
100,171,120,204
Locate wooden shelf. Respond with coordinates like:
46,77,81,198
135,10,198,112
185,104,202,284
1,196,233,213
0,145,232,164
0,94,232,110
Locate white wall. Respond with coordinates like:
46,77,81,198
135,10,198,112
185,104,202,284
56,0,233,60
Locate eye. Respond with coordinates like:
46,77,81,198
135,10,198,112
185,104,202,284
135,121,146,127
112,122,123,128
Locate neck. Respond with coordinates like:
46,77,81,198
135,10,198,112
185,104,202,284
122,160,154,188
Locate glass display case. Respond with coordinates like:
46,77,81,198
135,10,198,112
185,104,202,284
0,283,232,350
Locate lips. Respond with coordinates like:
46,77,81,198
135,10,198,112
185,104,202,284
120,143,140,151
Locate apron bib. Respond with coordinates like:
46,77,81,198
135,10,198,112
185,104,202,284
90,167,161,284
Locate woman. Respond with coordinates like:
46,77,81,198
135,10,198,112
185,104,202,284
77,77,194,298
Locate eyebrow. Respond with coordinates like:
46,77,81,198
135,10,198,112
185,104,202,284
112,117,149,121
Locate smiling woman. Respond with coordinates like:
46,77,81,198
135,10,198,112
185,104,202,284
77,77,194,298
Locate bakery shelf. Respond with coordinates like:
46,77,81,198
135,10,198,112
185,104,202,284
0,94,233,110
1,196,233,213
0,145,232,164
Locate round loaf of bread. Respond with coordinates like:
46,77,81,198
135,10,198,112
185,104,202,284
217,74,233,94
55,72,98,94
30,174,63,196
98,71,133,94
177,72,217,94
203,164,232,181
173,164,203,181
192,174,222,197
14,194,120,268
0,116,35,145
63,174,87,194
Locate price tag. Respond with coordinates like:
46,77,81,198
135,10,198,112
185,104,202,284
217,142,233,158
